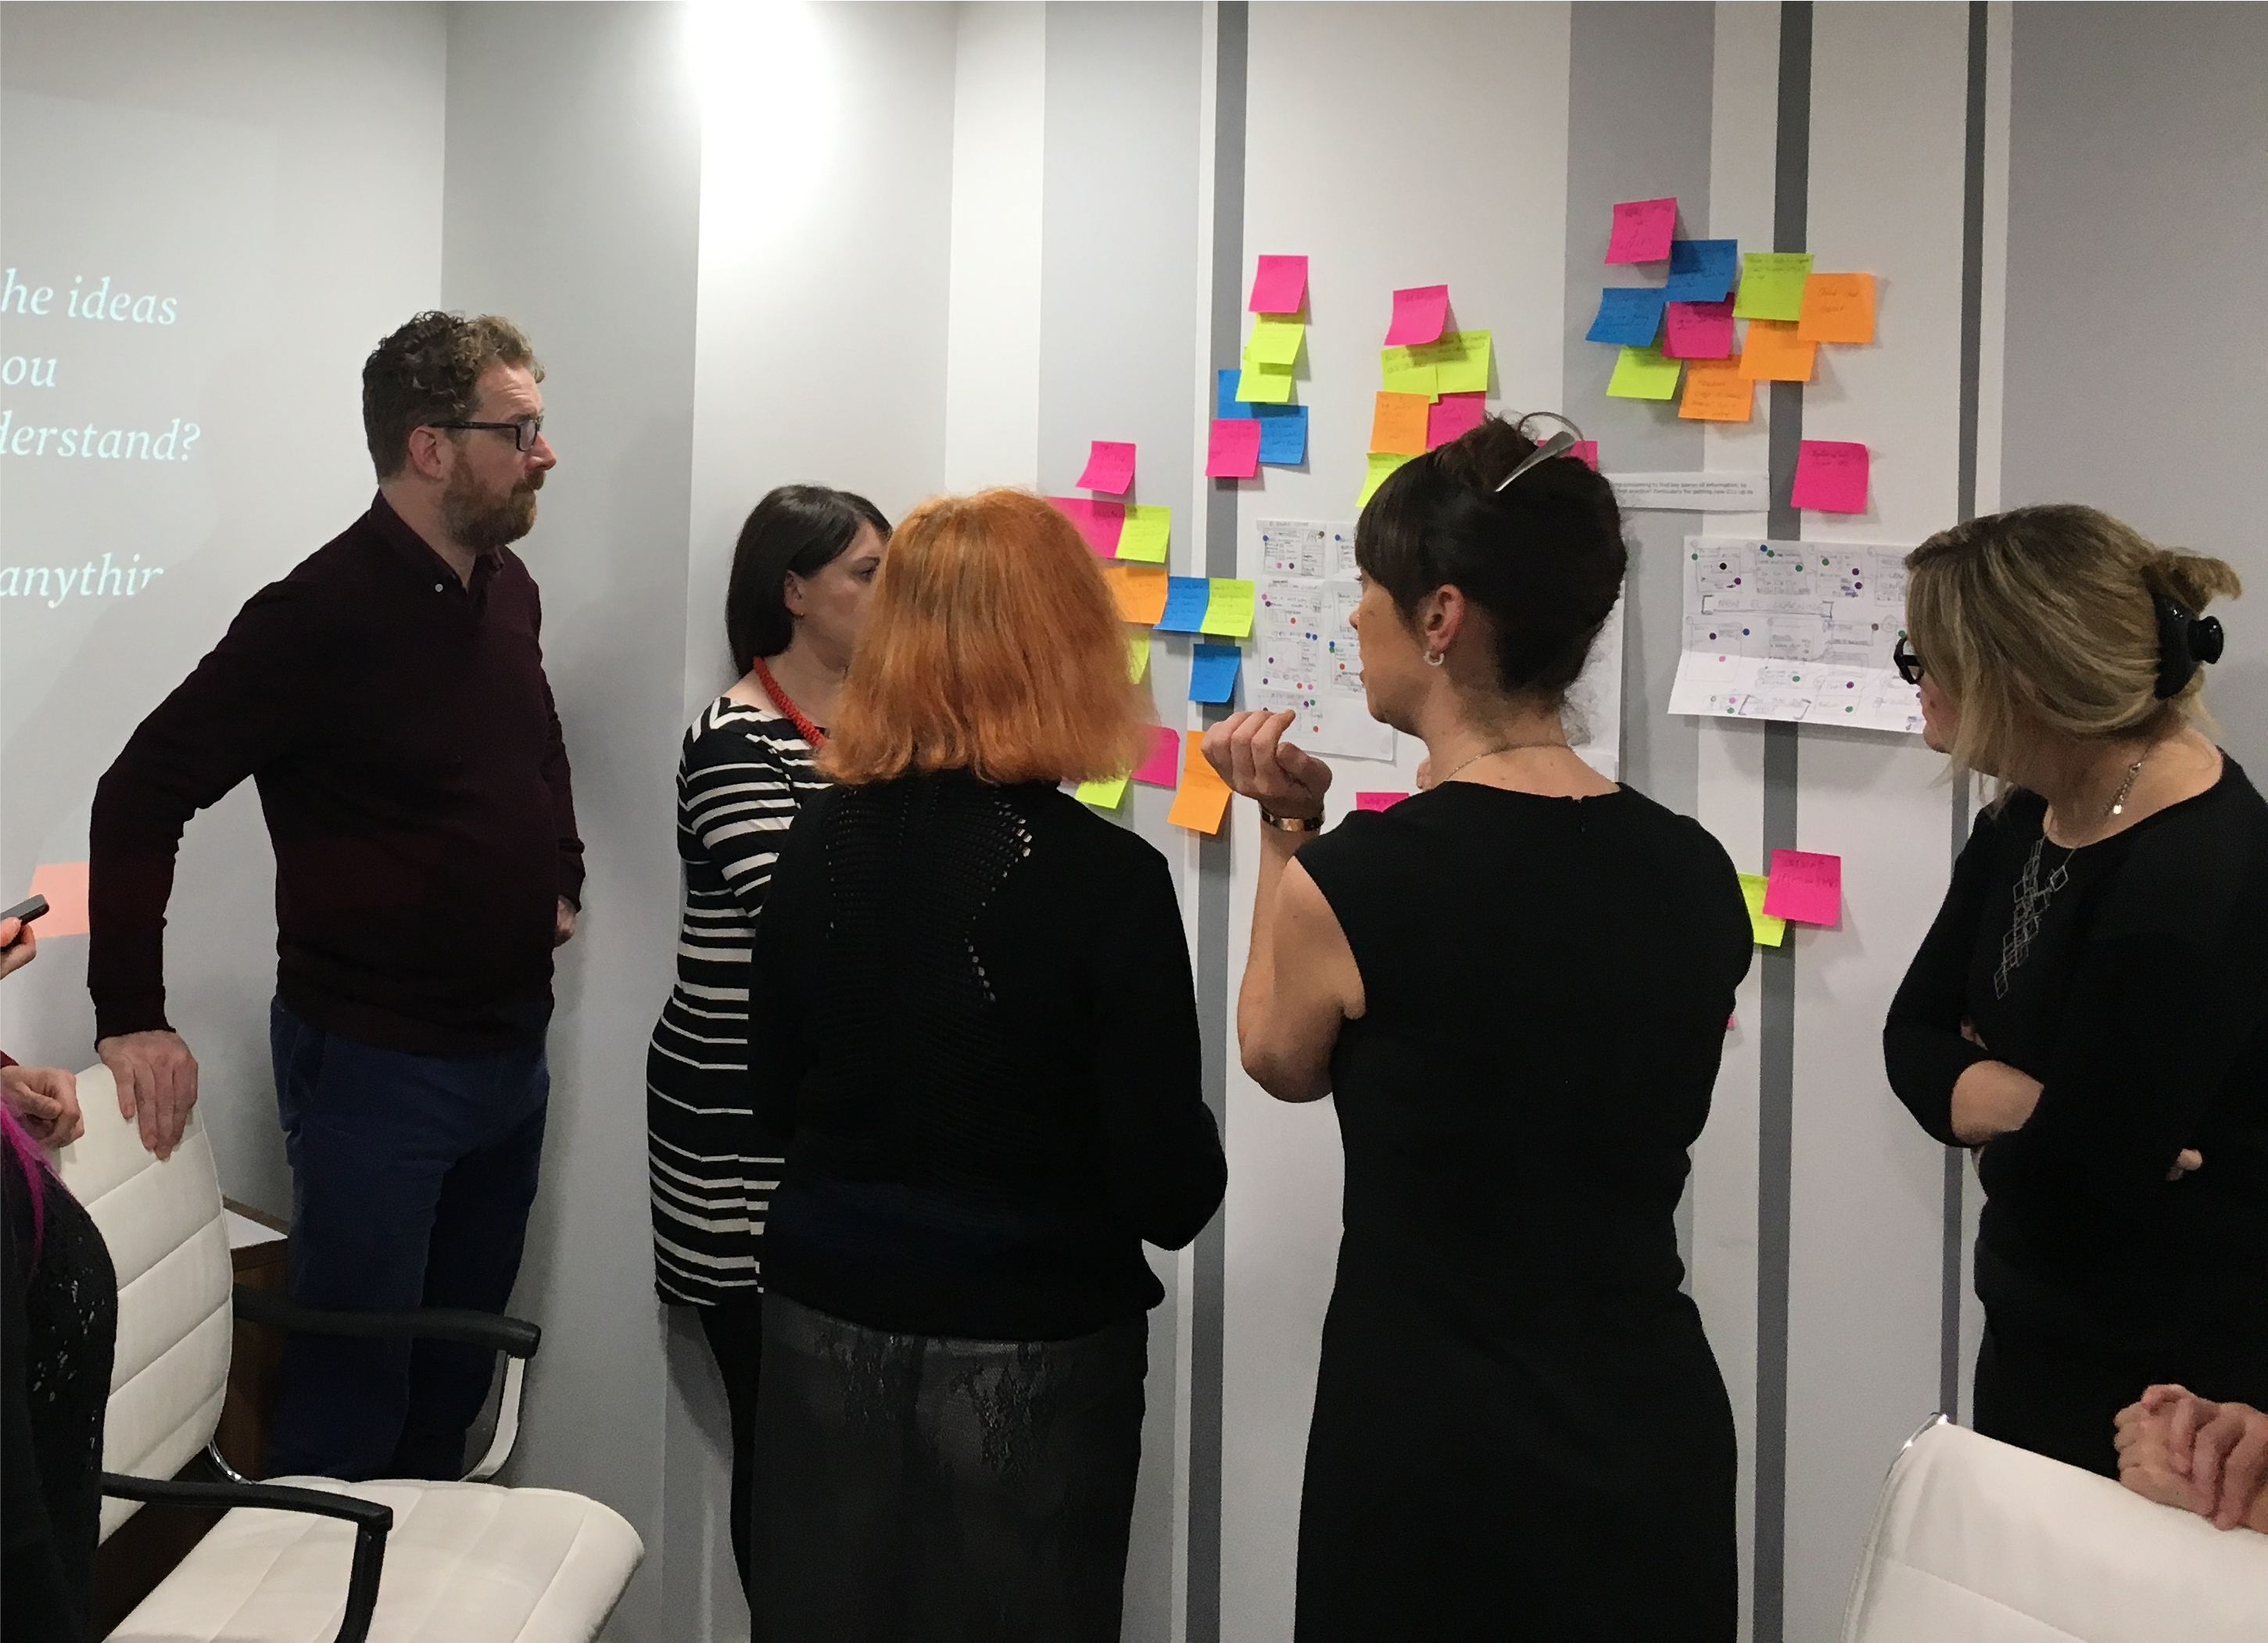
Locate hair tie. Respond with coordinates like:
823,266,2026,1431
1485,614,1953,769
2153,592,2225,699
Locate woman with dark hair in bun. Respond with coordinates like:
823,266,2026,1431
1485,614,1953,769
644,483,888,1605
1202,417,1750,1641
1886,504,2268,1480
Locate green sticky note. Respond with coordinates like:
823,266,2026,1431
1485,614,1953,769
1427,329,1492,394
1126,632,1151,682
1236,363,1295,403
1739,873,1787,947
1732,252,1813,320
1116,503,1170,563
1358,450,1413,507
1074,773,1130,809
1247,315,1304,368
1200,578,1256,637
1378,346,1438,397
1607,344,1682,400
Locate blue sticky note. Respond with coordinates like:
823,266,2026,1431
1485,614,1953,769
1157,576,1211,633
1585,287,1668,347
1255,403,1308,465
1188,643,1243,703
1664,238,1740,302
1216,368,1253,421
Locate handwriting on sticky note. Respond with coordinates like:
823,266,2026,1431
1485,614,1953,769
1736,319,1815,383
1663,299,1735,360
1606,197,1677,263
1355,792,1408,813
1167,731,1234,834
1048,496,1125,556
1131,725,1182,787
1103,564,1169,625
1188,642,1242,704
1074,773,1130,810
1077,440,1135,494
1732,252,1813,320
1427,330,1490,394
1384,284,1449,346
1797,272,1875,344
1606,345,1682,401
1761,849,1840,925
1256,404,1308,466
1358,451,1413,508
1247,315,1305,367
1427,392,1487,449
1370,391,1431,456
1678,358,1754,423
1126,632,1152,682
1738,873,1787,947
1201,578,1256,638
1235,363,1295,404
1249,254,1308,314
1587,288,1667,347
1207,418,1262,478
1379,346,1438,397
1115,503,1171,561
24,861,90,939
1791,441,1869,514
1156,576,1210,633
1665,238,1739,302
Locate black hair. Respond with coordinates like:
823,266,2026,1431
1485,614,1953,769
1355,416,1626,705
725,485,892,669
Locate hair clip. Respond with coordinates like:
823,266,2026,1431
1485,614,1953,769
1496,412,1588,492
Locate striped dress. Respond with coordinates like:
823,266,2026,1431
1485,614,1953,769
647,695,826,1306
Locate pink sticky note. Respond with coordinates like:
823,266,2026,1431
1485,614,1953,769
1383,285,1449,346
1355,792,1409,812
1077,441,1136,495
1425,392,1487,450
1791,441,1870,514
1761,849,1841,926
1606,197,1678,263
1048,496,1126,557
1131,725,1182,787
1662,298,1736,360
24,861,90,939
1569,440,1599,471
1249,255,1308,314
1207,417,1262,479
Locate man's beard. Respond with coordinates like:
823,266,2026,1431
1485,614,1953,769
441,464,542,553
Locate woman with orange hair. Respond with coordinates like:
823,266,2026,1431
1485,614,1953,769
744,488,1227,1641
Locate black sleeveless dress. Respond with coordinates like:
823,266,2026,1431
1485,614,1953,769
1292,782,1750,1642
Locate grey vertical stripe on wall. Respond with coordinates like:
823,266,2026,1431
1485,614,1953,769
1188,6,1248,1641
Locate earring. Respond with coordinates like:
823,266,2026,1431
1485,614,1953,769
1424,650,1446,668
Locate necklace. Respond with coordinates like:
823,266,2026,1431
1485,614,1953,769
751,657,827,748
1428,739,1570,789
1994,746,2150,999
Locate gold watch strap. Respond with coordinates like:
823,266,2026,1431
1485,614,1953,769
1257,806,1325,834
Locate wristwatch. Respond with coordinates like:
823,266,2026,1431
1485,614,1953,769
1257,806,1325,834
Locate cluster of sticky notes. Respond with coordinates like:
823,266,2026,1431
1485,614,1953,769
1049,448,1178,563
1210,255,1312,478
1760,849,1842,929
1363,281,1494,508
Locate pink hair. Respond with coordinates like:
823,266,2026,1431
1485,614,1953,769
0,1099,49,1269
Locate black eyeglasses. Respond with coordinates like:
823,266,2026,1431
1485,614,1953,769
431,415,544,453
1892,633,1923,685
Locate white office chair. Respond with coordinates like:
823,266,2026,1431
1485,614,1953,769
1843,1415,2268,1642
53,1062,643,1643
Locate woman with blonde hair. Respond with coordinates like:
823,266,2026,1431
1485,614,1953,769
745,488,1226,1641
1885,503,2268,1477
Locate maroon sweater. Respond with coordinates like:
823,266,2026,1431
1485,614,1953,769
88,495,583,1055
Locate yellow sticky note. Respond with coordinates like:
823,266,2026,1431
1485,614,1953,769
1235,363,1295,403
1101,563,1169,625
1370,391,1431,455
1678,357,1754,423
1116,503,1170,563
1167,732,1234,834
1740,873,1787,947
1732,251,1813,320
1075,773,1130,810
1358,451,1413,508
1737,318,1815,383
1126,632,1151,682
1427,329,1492,394
1797,272,1876,344
1200,578,1256,638
1246,315,1305,367
1378,346,1438,397
1607,344,1682,400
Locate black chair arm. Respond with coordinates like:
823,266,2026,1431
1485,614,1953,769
233,1283,541,1358
101,1472,392,1643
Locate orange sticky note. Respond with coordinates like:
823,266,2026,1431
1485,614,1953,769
1368,392,1431,456
1797,273,1876,344
1101,563,1169,625
1679,357,1754,423
1738,319,1816,383
1166,731,1234,834
25,861,90,939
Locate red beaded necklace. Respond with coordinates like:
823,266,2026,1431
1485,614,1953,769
751,657,826,748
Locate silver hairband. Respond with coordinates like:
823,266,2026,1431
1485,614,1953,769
1495,412,1588,492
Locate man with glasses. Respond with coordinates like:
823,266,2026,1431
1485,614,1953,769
86,311,582,1481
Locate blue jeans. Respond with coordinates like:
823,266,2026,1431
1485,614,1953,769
264,999,548,1480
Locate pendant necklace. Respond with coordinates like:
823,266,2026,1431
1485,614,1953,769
1994,747,2148,1000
